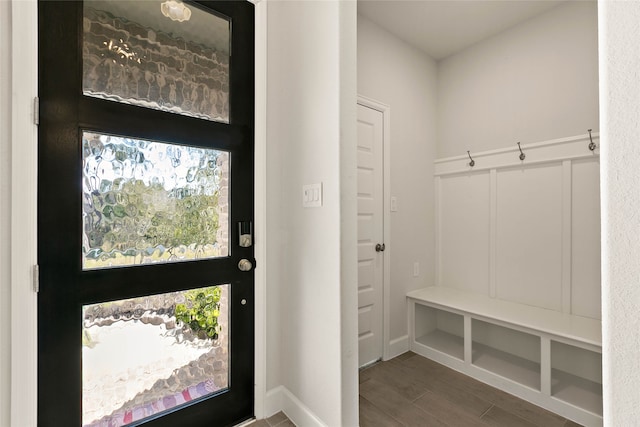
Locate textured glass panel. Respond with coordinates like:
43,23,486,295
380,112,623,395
83,1,230,123
82,131,229,270
82,285,230,426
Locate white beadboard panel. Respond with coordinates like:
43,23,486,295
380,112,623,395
440,172,491,295
496,164,563,311
571,159,602,320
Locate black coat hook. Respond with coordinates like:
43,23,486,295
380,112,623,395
588,129,596,151
517,142,525,161
467,151,475,167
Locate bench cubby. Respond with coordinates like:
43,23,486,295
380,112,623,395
414,304,464,361
408,286,602,427
472,319,541,391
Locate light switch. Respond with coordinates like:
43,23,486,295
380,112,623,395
303,183,323,208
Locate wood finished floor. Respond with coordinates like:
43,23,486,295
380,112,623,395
251,351,584,427
250,410,295,427
359,352,582,427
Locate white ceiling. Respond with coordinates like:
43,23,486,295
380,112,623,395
358,0,565,60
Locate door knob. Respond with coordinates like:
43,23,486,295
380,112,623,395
238,259,253,271
375,243,386,252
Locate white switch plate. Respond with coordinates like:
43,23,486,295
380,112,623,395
413,261,419,277
303,183,323,208
391,196,398,212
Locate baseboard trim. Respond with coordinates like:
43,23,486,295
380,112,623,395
263,386,328,427
387,335,409,360
264,386,284,419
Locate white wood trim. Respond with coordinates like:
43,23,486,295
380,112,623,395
435,175,442,287
435,133,600,176
253,0,267,419
435,133,601,164
549,334,602,354
387,335,409,359
357,95,392,361
264,386,284,419
408,294,603,426
407,297,415,346
407,287,601,346
464,315,472,366
280,386,328,427
489,169,497,298
541,336,552,396
561,160,573,314
11,1,38,426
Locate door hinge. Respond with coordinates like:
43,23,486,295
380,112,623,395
33,96,39,126
33,264,39,293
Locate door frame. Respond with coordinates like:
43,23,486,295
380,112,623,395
6,0,269,423
357,95,392,361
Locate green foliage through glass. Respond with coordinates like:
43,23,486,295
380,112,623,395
82,132,229,269
175,286,223,339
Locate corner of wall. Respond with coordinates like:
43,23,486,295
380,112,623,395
254,0,269,419
339,0,359,425
357,14,438,345
0,1,12,425
8,1,38,425
598,1,640,424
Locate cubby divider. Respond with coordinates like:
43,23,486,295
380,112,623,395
408,286,603,427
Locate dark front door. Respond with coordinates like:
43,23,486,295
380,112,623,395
38,1,255,426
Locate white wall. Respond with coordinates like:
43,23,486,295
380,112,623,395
357,16,438,345
437,1,599,158
599,1,640,423
266,1,357,426
0,1,11,425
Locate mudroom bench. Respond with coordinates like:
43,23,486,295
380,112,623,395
407,286,603,427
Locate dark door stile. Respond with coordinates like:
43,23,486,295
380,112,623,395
37,1,255,426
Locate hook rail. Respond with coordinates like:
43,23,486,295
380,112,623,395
588,129,596,151
517,142,525,161
467,151,475,167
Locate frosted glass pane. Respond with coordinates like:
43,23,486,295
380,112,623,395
82,131,229,270
82,285,230,426
83,0,230,123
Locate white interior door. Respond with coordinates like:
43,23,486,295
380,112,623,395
357,104,384,367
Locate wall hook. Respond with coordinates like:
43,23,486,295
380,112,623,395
588,129,596,151
467,150,475,167
517,142,525,161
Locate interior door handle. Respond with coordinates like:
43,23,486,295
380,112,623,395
375,243,386,252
